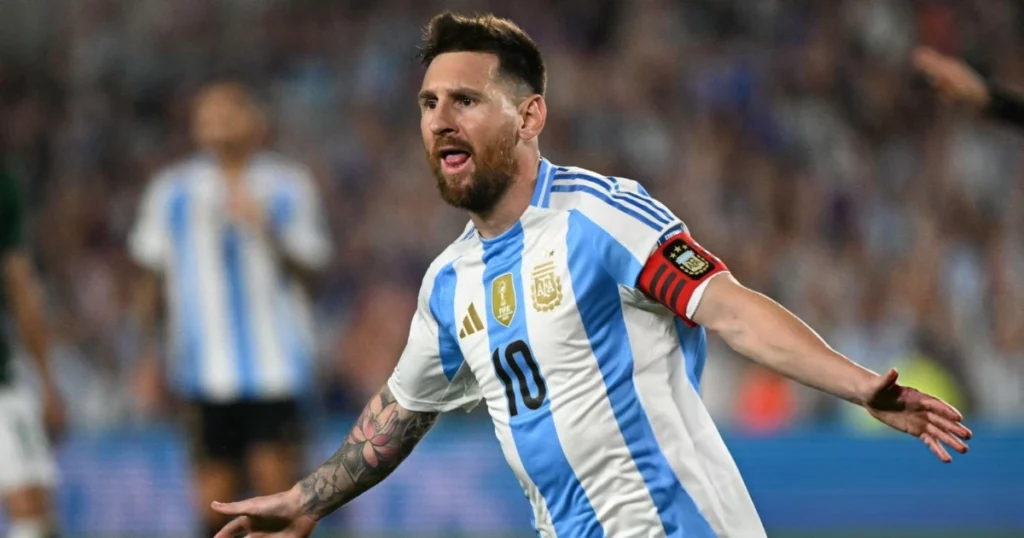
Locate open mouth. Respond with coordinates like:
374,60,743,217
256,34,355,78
439,148,472,174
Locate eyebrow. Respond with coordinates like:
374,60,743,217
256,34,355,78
418,87,487,102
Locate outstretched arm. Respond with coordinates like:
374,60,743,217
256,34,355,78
692,274,972,462
212,384,438,538
297,384,438,518
636,231,971,463
913,46,1024,130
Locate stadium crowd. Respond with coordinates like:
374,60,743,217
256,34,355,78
1,0,1022,433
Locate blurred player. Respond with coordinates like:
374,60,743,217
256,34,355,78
129,82,332,538
914,46,1024,130
213,14,972,538
0,157,64,538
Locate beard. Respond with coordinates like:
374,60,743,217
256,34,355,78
428,128,518,214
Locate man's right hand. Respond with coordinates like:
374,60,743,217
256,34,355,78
912,46,991,110
211,485,318,538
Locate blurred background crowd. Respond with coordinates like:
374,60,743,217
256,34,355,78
1,0,1023,436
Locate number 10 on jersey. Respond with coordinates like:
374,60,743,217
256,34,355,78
491,339,548,417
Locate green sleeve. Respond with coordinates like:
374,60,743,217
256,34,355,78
0,163,25,255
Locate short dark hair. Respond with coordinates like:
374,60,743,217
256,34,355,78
419,12,546,97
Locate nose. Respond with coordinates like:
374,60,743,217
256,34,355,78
429,101,457,137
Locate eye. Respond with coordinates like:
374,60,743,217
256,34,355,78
458,97,474,107
424,99,437,110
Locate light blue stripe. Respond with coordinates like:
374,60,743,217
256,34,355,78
168,181,203,397
550,184,663,231
223,226,257,397
480,223,602,538
553,172,671,226
675,319,707,393
530,158,553,207
566,210,644,287
567,211,716,537
540,159,556,208
270,185,296,233
428,262,464,382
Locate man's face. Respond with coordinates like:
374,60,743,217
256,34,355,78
419,52,520,214
192,85,263,154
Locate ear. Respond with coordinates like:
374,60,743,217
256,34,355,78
517,95,547,142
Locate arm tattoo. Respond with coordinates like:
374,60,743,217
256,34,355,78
297,386,438,520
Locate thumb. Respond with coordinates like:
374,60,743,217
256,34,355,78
211,499,254,516
874,368,899,391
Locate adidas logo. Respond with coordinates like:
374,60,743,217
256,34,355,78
458,303,485,339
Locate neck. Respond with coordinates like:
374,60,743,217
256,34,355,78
469,150,541,239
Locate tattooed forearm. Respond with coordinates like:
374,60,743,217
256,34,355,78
297,385,438,520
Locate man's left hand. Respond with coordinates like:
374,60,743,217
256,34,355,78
862,368,972,463
228,186,267,229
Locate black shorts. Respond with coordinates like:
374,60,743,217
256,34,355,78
185,398,303,464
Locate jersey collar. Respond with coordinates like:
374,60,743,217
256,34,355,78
529,157,556,208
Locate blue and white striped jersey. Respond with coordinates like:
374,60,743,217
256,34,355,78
129,152,332,402
388,158,765,538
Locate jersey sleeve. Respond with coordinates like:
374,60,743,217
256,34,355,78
128,177,172,271
637,230,729,326
987,83,1024,131
387,265,482,414
558,173,686,287
0,163,25,257
270,166,333,270
556,171,729,323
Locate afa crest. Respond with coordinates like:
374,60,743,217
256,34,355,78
491,273,516,327
665,239,713,278
530,261,563,312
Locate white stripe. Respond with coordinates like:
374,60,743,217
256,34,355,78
521,211,661,536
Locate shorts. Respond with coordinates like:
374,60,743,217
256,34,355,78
185,398,303,464
0,383,57,492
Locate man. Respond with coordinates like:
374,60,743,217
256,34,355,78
0,156,64,538
914,46,1024,130
213,14,971,538
129,82,332,538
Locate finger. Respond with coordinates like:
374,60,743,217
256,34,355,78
928,411,973,441
212,500,253,517
920,397,964,422
921,433,952,463
926,423,968,454
213,516,250,538
912,47,946,76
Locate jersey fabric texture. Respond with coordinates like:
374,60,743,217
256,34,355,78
129,152,332,402
388,158,766,537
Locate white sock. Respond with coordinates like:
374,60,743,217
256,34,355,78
7,519,57,538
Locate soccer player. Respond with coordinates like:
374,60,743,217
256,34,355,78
129,82,332,538
914,46,1024,130
212,14,972,538
0,156,64,538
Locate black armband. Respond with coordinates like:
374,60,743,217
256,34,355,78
987,83,1024,130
